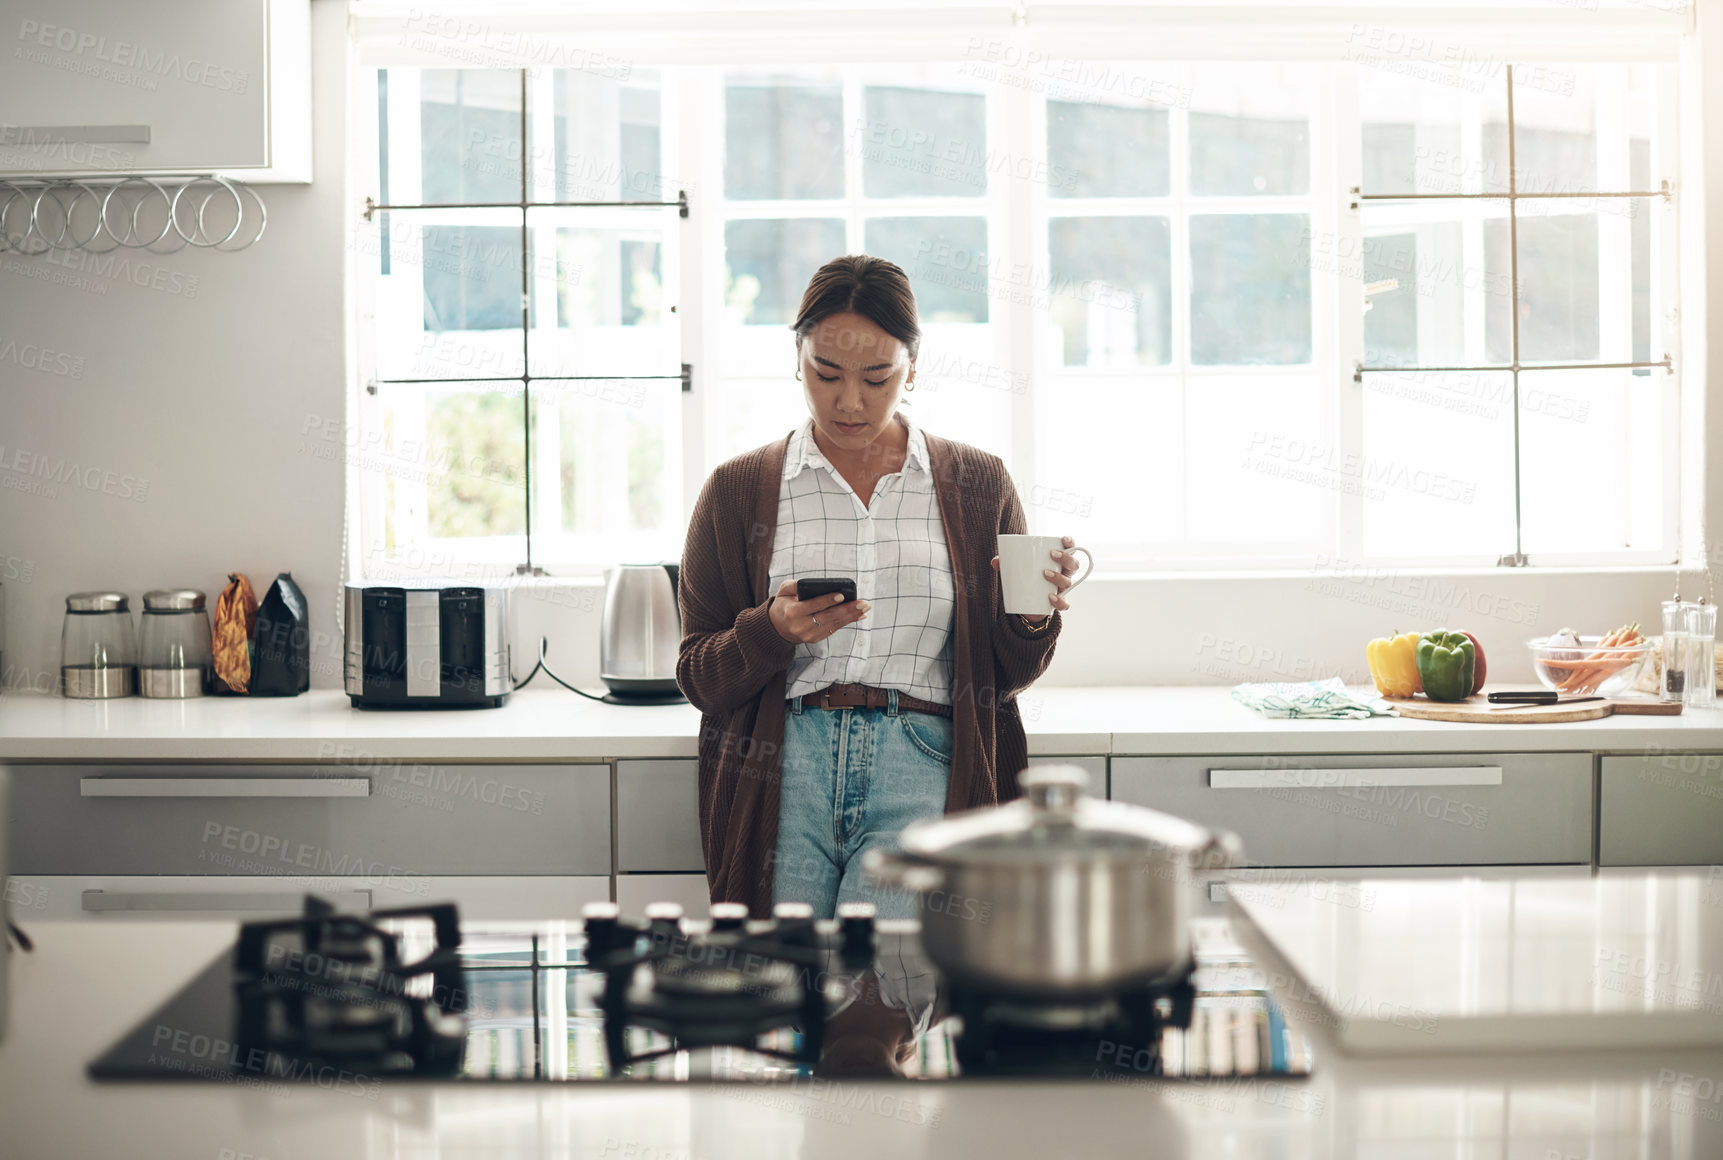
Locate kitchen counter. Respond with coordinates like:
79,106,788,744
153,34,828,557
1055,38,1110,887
9,914,1723,1159
2,686,1722,761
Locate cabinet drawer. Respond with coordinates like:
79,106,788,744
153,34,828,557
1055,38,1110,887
1110,752,1591,867
615,874,712,919
1600,752,1723,865
6,874,609,922
616,759,703,873
6,763,611,876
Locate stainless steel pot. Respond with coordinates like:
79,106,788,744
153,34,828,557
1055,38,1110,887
864,764,1242,999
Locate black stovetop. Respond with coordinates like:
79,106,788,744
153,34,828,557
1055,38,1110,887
88,901,1313,1085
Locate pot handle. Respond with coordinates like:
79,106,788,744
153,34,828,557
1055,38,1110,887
1195,827,1246,870
861,848,945,893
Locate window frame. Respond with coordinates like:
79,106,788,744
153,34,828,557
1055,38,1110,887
350,15,1687,581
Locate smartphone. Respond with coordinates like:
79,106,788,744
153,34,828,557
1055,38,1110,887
796,577,857,603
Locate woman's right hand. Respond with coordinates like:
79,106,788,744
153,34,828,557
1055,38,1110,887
769,579,871,644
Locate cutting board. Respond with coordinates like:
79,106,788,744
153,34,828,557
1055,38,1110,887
1385,691,1682,723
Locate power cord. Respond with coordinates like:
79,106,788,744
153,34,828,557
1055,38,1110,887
512,636,608,701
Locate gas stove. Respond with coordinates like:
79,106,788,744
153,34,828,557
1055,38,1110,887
89,896,1313,1084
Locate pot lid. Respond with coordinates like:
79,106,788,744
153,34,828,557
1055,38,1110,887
897,765,1240,866
65,591,129,613
143,588,206,611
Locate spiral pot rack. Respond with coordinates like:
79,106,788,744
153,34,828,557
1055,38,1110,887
0,174,266,254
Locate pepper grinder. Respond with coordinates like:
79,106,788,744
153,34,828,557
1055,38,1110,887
1661,596,1690,702
1687,598,1717,709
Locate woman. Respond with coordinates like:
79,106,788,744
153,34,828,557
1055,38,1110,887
677,254,1083,921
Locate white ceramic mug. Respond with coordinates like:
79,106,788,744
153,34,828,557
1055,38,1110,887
997,535,1095,615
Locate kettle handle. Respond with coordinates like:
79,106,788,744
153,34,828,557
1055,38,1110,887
663,562,680,602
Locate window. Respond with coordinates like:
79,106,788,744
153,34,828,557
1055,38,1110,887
351,37,1679,576
356,68,685,576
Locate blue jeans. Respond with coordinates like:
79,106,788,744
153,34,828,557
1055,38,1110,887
771,690,953,921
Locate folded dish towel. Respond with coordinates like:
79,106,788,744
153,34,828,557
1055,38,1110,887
1231,677,1397,719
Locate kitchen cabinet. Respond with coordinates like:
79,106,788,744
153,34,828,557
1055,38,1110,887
1110,752,1592,867
6,762,613,876
616,759,703,873
0,0,311,181
1599,751,1723,865
615,873,711,918
8,873,609,922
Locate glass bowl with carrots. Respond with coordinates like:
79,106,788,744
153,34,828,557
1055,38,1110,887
1528,623,1652,697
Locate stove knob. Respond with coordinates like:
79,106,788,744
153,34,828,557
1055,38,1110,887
710,902,749,932
644,901,685,940
837,901,877,964
771,902,814,922
581,901,622,960
582,901,620,931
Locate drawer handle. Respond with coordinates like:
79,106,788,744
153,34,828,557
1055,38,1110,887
81,889,372,913
1207,766,1504,789
6,123,151,144
80,777,370,798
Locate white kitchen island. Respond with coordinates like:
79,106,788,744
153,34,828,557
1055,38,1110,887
6,914,1723,1159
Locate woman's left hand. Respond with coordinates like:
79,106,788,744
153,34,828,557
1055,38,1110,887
989,535,1082,622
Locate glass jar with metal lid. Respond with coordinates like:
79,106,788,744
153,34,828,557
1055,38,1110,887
61,591,137,698
139,588,212,698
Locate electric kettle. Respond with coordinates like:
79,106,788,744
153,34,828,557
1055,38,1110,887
600,564,685,704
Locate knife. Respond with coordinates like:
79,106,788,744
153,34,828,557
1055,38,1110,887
1486,694,1605,709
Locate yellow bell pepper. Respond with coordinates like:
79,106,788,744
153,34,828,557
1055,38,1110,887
1366,631,1424,698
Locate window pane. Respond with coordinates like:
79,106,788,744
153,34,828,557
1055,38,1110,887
530,381,682,562
1360,66,1508,196
544,69,669,202
1034,379,1179,545
1518,368,1665,555
373,384,527,559
1190,214,1311,365
527,215,680,378
1357,205,1497,370
1486,208,1644,365
1046,216,1170,367
899,326,1012,460
861,85,987,198
724,219,846,326
1360,371,1516,559
1506,64,1663,196
1188,65,1310,196
870,217,990,324
414,70,522,205
1190,374,1329,546
1048,99,1169,199
711,378,805,465
422,225,522,331
724,82,844,200
369,215,526,381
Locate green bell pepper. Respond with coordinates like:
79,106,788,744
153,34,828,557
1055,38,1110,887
1416,629,1476,702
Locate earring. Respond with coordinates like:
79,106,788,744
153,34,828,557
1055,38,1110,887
905,379,915,392
794,369,802,381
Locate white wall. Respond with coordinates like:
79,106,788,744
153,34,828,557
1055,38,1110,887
1,0,1716,699
0,1,350,694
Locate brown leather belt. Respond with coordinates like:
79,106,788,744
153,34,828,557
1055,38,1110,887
800,682,952,718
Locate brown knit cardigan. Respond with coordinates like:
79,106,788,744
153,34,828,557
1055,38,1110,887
676,428,1061,916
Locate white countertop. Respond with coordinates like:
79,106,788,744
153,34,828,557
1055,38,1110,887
1230,872,1723,1056
3,686,1723,761
12,910,1723,1159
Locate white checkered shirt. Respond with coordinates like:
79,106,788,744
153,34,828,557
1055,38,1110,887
769,414,956,705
